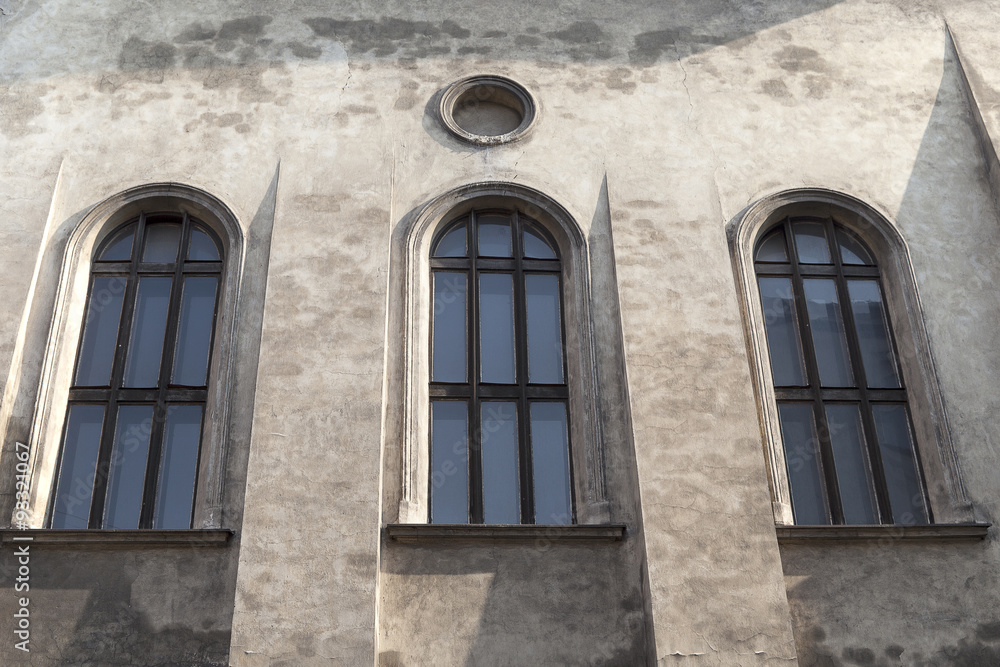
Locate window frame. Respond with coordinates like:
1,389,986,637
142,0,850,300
728,189,975,526
388,183,611,526
428,209,574,525
19,184,244,530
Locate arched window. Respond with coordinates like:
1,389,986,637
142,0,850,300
50,212,223,529
754,216,929,525
428,209,573,524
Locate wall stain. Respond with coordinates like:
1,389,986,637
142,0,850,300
775,45,829,73
0,83,44,137
217,15,272,42
630,28,725,65
546,21,616,61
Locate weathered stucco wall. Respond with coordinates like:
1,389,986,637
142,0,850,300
0,0,999,665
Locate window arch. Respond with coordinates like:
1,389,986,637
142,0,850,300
50,213,223,529
19,183,243,531
388,183,610,527
429,209,572,524
729,189,974,527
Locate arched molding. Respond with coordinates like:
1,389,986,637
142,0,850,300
23,183,245,529
727,187,973,525
387,181,610,525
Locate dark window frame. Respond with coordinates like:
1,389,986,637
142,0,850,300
755,215,931,525
49,211,223,529
428,208,575,524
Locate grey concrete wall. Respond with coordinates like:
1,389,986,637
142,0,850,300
0,0,999,665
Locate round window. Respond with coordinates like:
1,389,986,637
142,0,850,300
439,75,536,145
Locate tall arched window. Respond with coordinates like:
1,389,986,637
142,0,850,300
429,209,573,525
50,212,223,529
754,216,929,525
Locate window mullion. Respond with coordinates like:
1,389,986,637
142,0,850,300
512,211,534,524
787,218,844,525
829,217,892,524
469,213,483,524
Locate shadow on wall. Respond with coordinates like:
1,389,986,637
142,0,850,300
0,0,848,139
783,28,1000,667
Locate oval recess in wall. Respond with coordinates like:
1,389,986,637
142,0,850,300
438,75,536,146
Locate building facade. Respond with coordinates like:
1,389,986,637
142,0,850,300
1,0,999,664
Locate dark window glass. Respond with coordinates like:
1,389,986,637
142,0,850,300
755,217,928,525
123,277,172,388
755,228,788,263
792,221,831,264
530,402,571,524
172,277,218,386
523,227,557,259
847,280,901,388
481,402,520,524
778,403,828,524
801,279,853,387
428,210,572,524
837,228,874,266
432,272,468,383
479,273,516,384
98,226,134,262
872,405,928,524
433,222,467,258
430,400,470,523
525,275,564,384
52,213,223,529
74,277,127,387
142,223,181,263
103,405,154,529
153,405,203,529
51,405,105,529
477,215,512,257
757,277,806,386
188,228,220,261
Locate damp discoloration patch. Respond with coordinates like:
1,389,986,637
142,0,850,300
546,21,617,61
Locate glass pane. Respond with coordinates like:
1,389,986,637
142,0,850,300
51,405,105,529
172,277,218,386
479,273,516,384
432,272,467,382
523,226,556,259
434,223,467,258
825,404,877,524
837,228,874,265
792,221,831,264
430,401,469,523
481,402,520,524
525,274,564,384
755,228,788,262
123,277,172,387
153,405,203,529
802,279,854,387
477,216,512,257
847,280,901,389
142,223,181,263
188,228,220,261
757,277,806,386
530,402,571,524
74,276,127,387
872,405,928,524
98,225,135,261
778,403,829,524
103,405,153,529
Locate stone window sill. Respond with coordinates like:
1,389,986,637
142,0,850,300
776,523,990,544
385,523,626,543
0,529,234,547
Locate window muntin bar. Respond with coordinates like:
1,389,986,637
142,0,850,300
756,216,929,525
